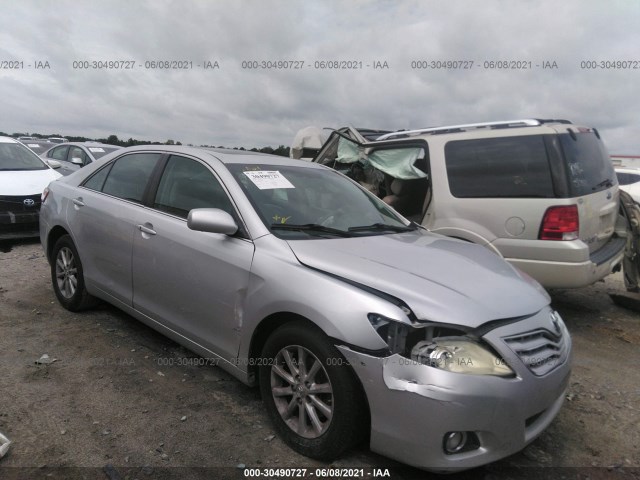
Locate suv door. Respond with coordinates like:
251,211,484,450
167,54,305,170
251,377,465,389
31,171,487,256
131,155,254,362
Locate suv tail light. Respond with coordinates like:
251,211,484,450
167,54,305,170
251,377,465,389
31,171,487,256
41,187,50,204
539,205,579,240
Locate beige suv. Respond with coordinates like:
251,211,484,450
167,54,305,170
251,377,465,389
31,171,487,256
310,119,626,288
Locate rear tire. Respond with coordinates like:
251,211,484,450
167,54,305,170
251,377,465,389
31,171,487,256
50,235,97,311
259,322,367,460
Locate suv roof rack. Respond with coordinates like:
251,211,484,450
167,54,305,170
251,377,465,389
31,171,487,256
376,119,573,141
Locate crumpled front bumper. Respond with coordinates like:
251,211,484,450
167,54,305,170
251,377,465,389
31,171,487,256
337,311,572,472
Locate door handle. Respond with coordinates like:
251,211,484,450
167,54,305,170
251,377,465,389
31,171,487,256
72,197,85,207
137,224,157,235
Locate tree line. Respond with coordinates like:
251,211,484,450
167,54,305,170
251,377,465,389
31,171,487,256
2,131,290,157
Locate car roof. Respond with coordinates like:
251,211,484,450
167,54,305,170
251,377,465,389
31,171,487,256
114,145,325,169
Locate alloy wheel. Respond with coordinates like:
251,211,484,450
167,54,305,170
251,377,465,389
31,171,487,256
55,246,78,299
270,345,334,438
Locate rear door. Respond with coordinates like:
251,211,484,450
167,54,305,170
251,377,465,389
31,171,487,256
70,152,163,305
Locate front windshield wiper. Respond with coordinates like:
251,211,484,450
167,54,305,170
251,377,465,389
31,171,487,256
271,223,353,237
348,222,417,233
593,178,614,190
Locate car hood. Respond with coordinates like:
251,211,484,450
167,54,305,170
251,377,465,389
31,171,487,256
287,232,549,328
0,169,61,195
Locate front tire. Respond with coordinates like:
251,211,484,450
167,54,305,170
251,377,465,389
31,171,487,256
259,322,367,460
51,234,97,311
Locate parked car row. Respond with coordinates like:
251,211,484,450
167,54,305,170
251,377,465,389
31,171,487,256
17,135,68,143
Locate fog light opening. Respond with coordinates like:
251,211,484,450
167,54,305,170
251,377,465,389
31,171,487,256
443,431,467,454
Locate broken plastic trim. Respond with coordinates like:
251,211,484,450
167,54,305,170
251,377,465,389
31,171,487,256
0,432,11,459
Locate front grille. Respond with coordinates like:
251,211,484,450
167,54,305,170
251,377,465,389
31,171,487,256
503,328,567,376
0,194,42,213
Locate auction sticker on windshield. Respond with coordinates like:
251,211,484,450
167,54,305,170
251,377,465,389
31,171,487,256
244,170,295,189
89,147,105,153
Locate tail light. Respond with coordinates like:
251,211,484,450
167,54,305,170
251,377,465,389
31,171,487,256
41,187,50,204
539,205,579,240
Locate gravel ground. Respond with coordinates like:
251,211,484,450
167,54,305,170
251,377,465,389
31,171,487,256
0,239,639,480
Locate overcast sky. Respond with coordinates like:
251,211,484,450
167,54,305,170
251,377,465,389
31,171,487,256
1,0,639,153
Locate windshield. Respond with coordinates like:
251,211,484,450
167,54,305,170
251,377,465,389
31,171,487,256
89,147,120,159
227,164,411,239
0,142,48,171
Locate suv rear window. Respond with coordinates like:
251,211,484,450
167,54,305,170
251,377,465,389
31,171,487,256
557,132,616,196
445,135,555,198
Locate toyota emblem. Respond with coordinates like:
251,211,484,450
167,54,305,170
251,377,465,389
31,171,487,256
23,198,35,207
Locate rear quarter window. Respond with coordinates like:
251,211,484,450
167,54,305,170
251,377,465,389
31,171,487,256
444,135,555,198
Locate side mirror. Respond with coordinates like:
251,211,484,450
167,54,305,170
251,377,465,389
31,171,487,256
71,157,84,166
187,208,238,235
47,159,62,169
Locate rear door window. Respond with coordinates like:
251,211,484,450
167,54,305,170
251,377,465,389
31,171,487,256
445,135,555,198
96,153,161,203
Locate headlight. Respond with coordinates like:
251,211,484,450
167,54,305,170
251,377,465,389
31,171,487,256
368,313,514,376
411,338,514,377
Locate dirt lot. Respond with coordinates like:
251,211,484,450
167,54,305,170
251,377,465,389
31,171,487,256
0,239,639,480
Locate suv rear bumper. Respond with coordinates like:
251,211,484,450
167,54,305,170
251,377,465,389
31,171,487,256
507,236,625,289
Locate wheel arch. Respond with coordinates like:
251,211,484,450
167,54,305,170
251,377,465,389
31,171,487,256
248,311,371,435
47,226,71,263
248,312,316,383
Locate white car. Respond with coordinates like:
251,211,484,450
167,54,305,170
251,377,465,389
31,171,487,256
0,136,62,240
615,167,640,204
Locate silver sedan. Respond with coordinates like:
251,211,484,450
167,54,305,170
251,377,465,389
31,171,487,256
39,145,571,471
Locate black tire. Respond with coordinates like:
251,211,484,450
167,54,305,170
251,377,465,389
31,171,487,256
50,234,97,311
259,322,367,460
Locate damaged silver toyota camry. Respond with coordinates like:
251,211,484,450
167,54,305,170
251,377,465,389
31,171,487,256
40,146,571,471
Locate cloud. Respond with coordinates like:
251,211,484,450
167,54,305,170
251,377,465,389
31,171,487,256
0,0,638,153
